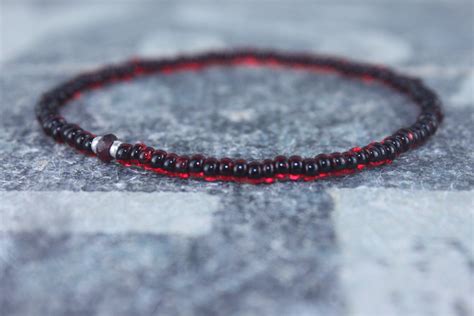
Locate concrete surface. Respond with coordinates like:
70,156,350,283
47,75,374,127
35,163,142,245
0,1,473,316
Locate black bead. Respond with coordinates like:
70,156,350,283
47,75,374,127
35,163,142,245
116,144,133,161
413,122,430,140
138,147,154,165
419,118,436,136
65,127,83,146
42,116,65,136
354,150,368,165
330,152,347,170
418,112,437,123
414,125,427,142
130,144,145,161
51,121,67,142
421,122,432,138
219,158,234,176
203,158,219,176
427,118,438,134
394,132,411,152
36,108,55,122
82,134,94,153
233,159,248,177
364,146,379,163
373,143,387,159
247,161,262,179
189,154,205,173
410,127,424,145
342,152,358,169
60,124,80,144
163,153,178,171
150,150,167,168
384,137,402,152
74,132,89,150
383,142,398,160
401,128,416,144
315,154,332,172
274,156,289,174
58,123,74,139
175,156,190,173
303,158,319,176
262,159,275,178
288,155,304,174
364,144,386,163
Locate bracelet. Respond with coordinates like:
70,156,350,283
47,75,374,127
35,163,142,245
36,49,443,184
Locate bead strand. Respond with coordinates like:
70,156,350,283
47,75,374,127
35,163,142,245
36,49,443,184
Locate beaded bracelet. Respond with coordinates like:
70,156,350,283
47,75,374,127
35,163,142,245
36,49,443,184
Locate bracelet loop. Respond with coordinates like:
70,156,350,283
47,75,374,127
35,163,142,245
36,49,443,184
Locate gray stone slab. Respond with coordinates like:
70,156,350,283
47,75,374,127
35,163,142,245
3,1,473,69
1,1,473,316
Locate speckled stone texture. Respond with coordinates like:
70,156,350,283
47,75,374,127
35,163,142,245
1,1,473,316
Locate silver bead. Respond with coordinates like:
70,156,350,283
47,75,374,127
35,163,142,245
109,140,123,159
91,136,103,154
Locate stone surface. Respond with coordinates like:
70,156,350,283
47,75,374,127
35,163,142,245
0,1,473,316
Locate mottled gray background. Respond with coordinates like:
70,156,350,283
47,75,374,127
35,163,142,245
0,1,473,316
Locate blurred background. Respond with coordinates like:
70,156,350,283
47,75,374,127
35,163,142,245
1,1,473,316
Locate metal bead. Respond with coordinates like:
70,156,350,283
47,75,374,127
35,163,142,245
109,140,123,159
91,136,103,154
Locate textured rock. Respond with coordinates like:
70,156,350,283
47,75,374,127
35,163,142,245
0,1,473,316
